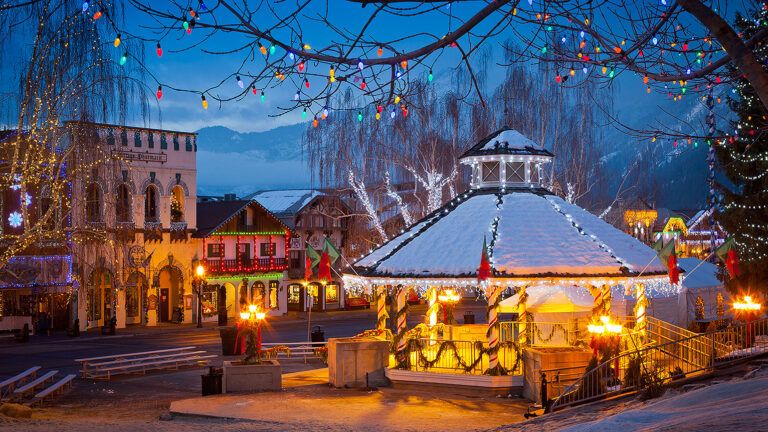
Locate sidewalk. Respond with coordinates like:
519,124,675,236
170,368,528,432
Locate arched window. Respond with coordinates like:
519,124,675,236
170,185,185,222
116,184,131,222
86,183,102,222
695,296,705,320
716,293,725,317
144,185,159,222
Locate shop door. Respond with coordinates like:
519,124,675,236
217,285,227,326
159,288,169,322
103,287,114,322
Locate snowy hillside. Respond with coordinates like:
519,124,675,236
195,123,313,196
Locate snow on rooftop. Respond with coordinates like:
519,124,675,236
355,216,438,268
355,191,668,278
373,194,502,276
480,129,542,151
492,193,622,275
546,196,667,274
679,257,722,290
251,189,324,214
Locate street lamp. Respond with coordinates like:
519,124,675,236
239,304,267,364
194,264,206,328
438,288,461,324
588,315,622,358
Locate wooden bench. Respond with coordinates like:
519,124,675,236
75,346,198,378
29,374,76,405
0,366,40,400
262,342,327,362
87,354,216,380
13,370,58,399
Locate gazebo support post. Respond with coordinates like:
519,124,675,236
590,285,602,321
487,284,502,373
517,285,528,346
635,283,647,343
376,285,388,332
395,284,408,362
427,286,438,327
602,284,612,316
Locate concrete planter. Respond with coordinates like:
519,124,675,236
222,359,282,393
328,337,389,388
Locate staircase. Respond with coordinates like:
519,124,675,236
550,317,768,411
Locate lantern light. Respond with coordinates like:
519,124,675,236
93,10,102,20
114,34,121,47
357,111,363,122
201,95,208,109
252,85,257,95
260,90,265,103
248,304,257,313
377,46,383,57
156,85,163,100
304,78,310,89
302,107,307,119
298,61,305,72
119,52,128,65
82,1,89,13
156,42,163,57
269,44,276,55
361,79,367,90
236,75,244,88
428,70,433,82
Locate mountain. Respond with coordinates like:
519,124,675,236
195,123,313,196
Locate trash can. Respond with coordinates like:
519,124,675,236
220,326,238,356
463,312,475,324
201,366,223,396
311,325,325,342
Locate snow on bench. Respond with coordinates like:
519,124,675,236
76,346,198,378
0,366,40,399
13,370,58,397
84,354,216,380
30,374,76,405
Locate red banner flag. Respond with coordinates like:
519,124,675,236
304,254,313,281
318,251,332,282
478,236,491,281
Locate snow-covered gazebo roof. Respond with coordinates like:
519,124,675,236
347,129,667,287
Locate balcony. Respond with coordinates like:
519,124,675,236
116,221,136,242
85,220,107,231
203,257,287,275
144,221,163,242
170,221,188,242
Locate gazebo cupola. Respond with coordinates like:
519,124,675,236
459,128,554,190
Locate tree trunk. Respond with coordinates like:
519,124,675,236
678,0,768,109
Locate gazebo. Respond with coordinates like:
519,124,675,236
343,128,673,390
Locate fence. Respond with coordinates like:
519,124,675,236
550,317,768,411
404,338,522,375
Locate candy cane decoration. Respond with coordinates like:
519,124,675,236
396,285,407,354
426,286,438,327
517,285,527,346
602,284,612,315
592,285,603,318
487,284,501,370
635,283,647,339
376,285,388,331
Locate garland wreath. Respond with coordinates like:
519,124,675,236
399,338,522,376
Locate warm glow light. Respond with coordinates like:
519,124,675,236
248,304,257,313
255,312,266,321
438,289,461,303
734,296,762,311
587,324,605,334
590,316,622,335
239,311,250,320
196,265,205,277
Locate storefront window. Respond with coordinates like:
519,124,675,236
202,285,218,317
288,284,302,305
326,284,339,303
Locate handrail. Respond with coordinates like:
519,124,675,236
551,317,768,411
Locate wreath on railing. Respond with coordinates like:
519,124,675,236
532,323,569,344
394,337,522,376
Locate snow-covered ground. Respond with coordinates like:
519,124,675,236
496,368,768,432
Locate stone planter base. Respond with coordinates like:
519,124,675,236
222,359,282,393
328,337,389,388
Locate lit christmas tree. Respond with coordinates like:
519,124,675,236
716,7,768,291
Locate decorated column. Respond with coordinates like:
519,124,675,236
516,285,528,346
426,286,438,327
376,285,388,332
395,284,408,355
486,284,502,372
635,283,647,341
590,285,603,320
602,284,612,316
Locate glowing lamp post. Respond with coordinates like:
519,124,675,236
438,288,461,324
734,296,762,348
588,316,623,358
193,264,206,328
239,304,267,364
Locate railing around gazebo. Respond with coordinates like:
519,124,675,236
401,338,522,375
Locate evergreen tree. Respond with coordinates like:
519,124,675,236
716,8,768,292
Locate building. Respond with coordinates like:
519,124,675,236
67,122,200,330
0,122,202,332
249,189,353,311
193,199,290,318
623,206,726,259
